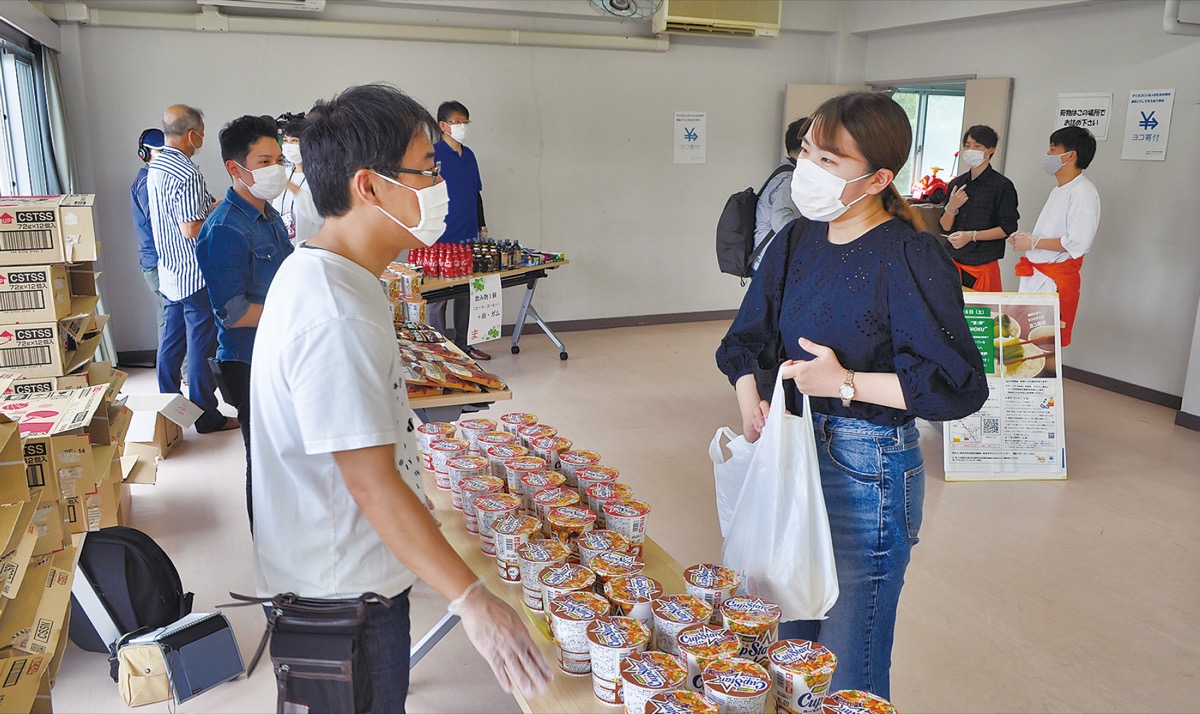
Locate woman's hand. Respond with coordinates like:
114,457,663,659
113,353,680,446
1009,231,1035,251
742,399,770,443
779,337,846,398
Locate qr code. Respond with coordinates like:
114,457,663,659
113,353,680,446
983,418,1000,435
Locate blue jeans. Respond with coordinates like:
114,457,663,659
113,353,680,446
156,287,225,432
777,413,925,701
362,590,412,714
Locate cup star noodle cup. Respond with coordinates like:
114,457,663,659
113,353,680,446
579,464,621,499
500,412,539,435
518,469,565,515
675,625,741,694
587,480,633,528
604,498,651,558
644,690,720,714
429,438,469,490
559,449,602,489
517,538,571,611
769,640,837,714
459,475,503,534
531,436,574,473
605,574,662,631
540,562,597,618
505,455,549,501
652,595,714,658
586,616,651,706
445,454,489,510
820,690,896,714
701,657,772,714
416,422,456,469
493,514,541,583
484,442,529,483
548,590,611,676
591,550,645,592
547,505,597,549
620,650,688,714
456,417,497,453
684,564,742,625
533,487,581,533
577,529,631,569
720,596,782,665
518,423,557,449
475,492,522,556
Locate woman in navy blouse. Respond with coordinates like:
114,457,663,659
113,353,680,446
716,92,988,700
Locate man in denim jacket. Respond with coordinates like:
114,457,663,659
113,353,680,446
196,114,294,531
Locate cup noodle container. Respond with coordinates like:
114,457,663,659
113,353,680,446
518,423,557,449
586,616,651,706
620,650,688,714
533,487,581,534
517,539,571,611
518,469,565,515
820,690,896,714
605,575,663,633
579,464,622,500
429,438,470,491
531,436,574,473
484,443,529,484
475,492,522,556
577,530,632,569
445,454,489,510
459,475,503,535
505,456,549,500
559,449,602,490
548,590,611,677
675,625,741,695
500,412,539,435
768,640,837,714
684,565,742,625
652,595,714,658
587,481,634,529
457,418,497,454
547,505,597,554
604,498,651,559
701,657,772,714
720,597,782,666
590,551,645,595
539,563,597,619
493,514,541,583
416,422,456,470
644,690,720,714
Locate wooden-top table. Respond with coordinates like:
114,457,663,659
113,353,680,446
421,471,689,714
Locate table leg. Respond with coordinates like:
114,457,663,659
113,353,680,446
410,612,461,669
511,280,537,352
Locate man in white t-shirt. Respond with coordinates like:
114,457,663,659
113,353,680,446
1009,125,1100,346
251,84,551,710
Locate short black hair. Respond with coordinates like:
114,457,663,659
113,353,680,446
785,116,809,155
219,115,279,166
963,125,999,150
277,112,306,138
1049,125,1096,169
304,83,439,218
437,100,469,124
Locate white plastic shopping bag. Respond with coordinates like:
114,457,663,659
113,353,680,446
709,427,756,538
720,373,839,621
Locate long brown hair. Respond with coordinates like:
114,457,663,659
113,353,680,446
808,92,919,230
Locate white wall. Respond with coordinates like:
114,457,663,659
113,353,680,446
865,0,1200,395
59,21,828,352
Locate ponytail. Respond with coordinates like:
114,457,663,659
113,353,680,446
881,183,919,230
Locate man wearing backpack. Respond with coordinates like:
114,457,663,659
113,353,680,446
751,117,808,272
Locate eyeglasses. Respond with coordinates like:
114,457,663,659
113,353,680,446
443,120,470,126
377,161,441,179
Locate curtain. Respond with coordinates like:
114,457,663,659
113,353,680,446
34,43,74,193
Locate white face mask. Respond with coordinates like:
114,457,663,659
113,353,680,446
372,171,449,247
282,143,303,166
237,162,288,201
961,149,986,169
447,123,468,144
1042,151,1069,176
790,158,875,222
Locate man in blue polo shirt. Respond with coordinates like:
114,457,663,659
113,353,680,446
195,114,293,529
430,100,490,360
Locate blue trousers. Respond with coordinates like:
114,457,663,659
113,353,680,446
362,590,412,713
156,287,225,432
777,414,925,702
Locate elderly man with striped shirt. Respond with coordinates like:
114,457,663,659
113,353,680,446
147,104,238,434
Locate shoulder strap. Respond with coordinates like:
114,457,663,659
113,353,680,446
72,563,123,650
758,162,794,195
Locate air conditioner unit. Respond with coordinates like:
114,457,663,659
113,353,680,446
652,0,780,37
197,0,326,11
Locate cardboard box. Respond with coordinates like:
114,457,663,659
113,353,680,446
0,387,106,504
30,502,64,558
5,360,127,401
11,546,77,656
0,266,71,325
0,649,48,713
0,309,107,379
0,419,27,505
0,501,38,599
125,394,203,459
0,195,98,266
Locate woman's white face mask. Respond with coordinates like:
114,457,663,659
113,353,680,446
790,158,875,223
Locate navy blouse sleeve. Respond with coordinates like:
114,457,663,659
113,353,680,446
887,232,990,421
715,222,792,386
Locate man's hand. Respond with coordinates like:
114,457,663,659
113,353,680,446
456,586,553,697
945,185,969,213
947,231,973,249
1009,231,1035,252
778,338,846,398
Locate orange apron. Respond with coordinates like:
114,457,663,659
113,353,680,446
1015,255,1084,347
953,260,1003,292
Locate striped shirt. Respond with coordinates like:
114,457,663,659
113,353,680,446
147,147,212,301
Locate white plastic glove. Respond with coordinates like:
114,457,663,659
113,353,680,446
450,581,553,697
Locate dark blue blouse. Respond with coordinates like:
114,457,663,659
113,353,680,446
716,218,988,426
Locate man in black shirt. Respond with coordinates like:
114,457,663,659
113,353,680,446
939,125,1019,291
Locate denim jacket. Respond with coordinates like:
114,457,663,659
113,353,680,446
196,187,293,363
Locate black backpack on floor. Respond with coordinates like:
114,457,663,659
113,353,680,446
68,526,194,654
716,163,794,280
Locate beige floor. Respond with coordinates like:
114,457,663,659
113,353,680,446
53,321,1200,713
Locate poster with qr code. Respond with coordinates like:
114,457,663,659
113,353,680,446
944,292,1066,480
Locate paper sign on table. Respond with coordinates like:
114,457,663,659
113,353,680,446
467,274,502,347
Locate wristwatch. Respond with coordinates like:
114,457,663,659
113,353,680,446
839,370,856,407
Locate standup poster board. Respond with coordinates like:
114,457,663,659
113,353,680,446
944,292,1066,481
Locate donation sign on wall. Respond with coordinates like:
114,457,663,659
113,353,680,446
944,292,1066,481
1121,89,1174,161
468,274,502,346
1053,93,1111,140
674,111,706,164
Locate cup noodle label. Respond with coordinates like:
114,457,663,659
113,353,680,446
603,498,650,557
721,597,782,666
475,492,522,556
548,591,610,676
518,468,563,513
416,422,455,468
430,438,469,489
500,412,538,434
820,690,896,714
493,514,541,583
558,449,601,489
531,436,573,472
652,595,714,657
445,454,489,509
460,475,503,534
684,564,741,625
505,455,548,499
768,640,837,714
518,424,557,449
645,690,720,714
576,529,631,569
457,418,496,453
539,563,597,617
701,657,772,714
518,539,570,611
676,625,741,694
586,617,650,706
590,551,645,589
619,650,687,714
604,575,662,632
533,487,580,531
586,480,632,528
578,464,620,497
485,443,529,482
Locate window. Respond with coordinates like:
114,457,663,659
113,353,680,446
0,42,54,196
887,83,966,198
